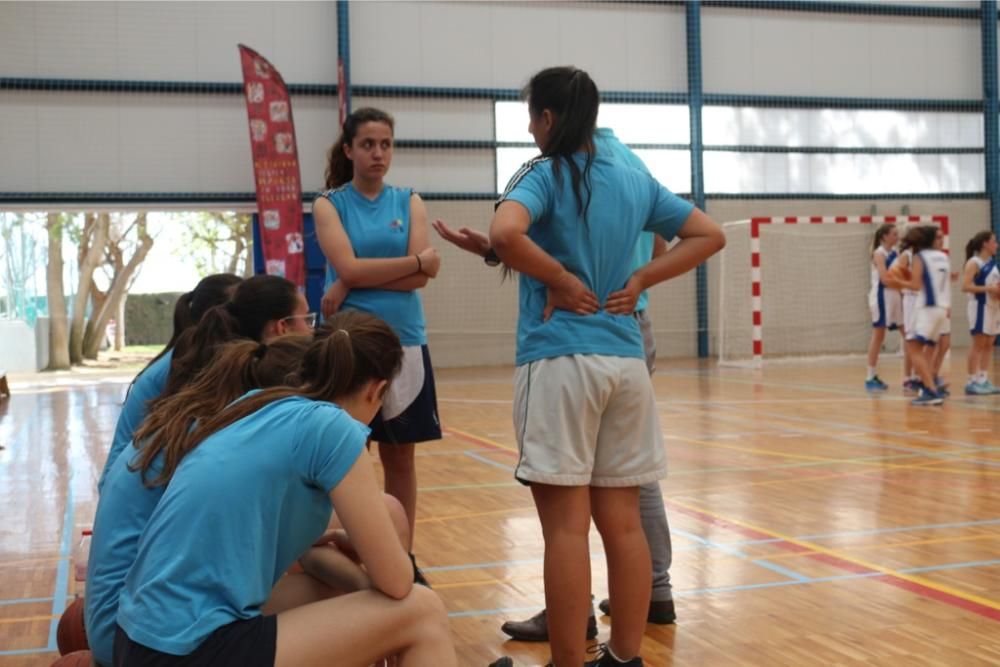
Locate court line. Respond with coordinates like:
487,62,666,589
664,498,1000,622
0,614,58,625
463,450,516,472
47,476,74,651
759,532,1000,560
733,517,1000,545
0,596,55,606
671,528,809,583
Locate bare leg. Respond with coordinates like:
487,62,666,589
378,443,417,550
907,340,936,389
531,483,592,667
591,486,649,662
867,327,886,369
275,585,456,667
932,333,950,380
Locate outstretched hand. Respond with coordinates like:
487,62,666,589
543,271,600,321
431,219,490,257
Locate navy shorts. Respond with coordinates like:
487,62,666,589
113,615,276,667
370,344,442,445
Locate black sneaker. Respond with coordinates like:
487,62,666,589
488,658,514,667
584,644,643,667
409,553,431,587
500,607,598,642
597,598,676,624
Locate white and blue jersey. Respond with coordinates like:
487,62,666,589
968,256,1000,335
916,249,951,310
869,246,901,329
497,151,693,366
594,128,656,313
98,350,173,493
321,184,427,346
115,396,368,656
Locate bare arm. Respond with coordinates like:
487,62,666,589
314,196,421,288
873,251,891,286
377,194,436,291
960,259,998,295
328,453,412,600
651,234,668,259
885,255,925,292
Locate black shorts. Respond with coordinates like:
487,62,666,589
113,616,276,667
370,345,442,445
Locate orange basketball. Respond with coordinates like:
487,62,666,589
890,263,911,282
56,598,88,655
51,649,92,666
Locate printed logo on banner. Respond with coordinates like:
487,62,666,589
245,82,265,104
254,58,272,79
250,119,267,141
263,210,281,230
266,259,287,277
269,101,289,123
286,232,304,254
275,133,294,154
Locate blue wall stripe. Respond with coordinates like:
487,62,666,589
687,0,709,359
337,0,351,116
701,0,980,19
983,0,1000,240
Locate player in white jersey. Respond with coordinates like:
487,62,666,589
961,231,1000,395
865,224,904,391
894,244,919,393
885,225,950,405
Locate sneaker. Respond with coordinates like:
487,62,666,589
965,381,992,396
597,598,676,625
488,658,513,667
984,380,1000,395
500,607,598,642
865,376,889,391
584,644,644,667
911,388,944,406
902,379,921,396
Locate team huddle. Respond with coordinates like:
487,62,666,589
866,223,1000,405
83,66,727,667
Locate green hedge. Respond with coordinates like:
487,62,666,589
125,292,183,346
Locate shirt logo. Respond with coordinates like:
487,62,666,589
389,219,405,232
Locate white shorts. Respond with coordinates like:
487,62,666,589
906,306,948,345
869,289,902,330
902,293,917,334
512,354,666,487
968,299,1000,336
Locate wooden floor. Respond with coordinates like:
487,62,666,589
2,352,1000,666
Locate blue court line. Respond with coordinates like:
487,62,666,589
424,553,607,574
0,596,55,606
730,517,1000,546
47,474,74,650
0,647,57,656
447,555,1000,618
463,450,515,472
672,529,810,583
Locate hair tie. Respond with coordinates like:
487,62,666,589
254,342,268,359
336,329,350,339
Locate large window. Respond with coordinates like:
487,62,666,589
494,102,691,195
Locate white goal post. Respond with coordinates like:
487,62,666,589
717,215,950,367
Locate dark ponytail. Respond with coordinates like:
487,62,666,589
132,334,313,487
871,223,896,254
143,273,242,372
162,274,299,396
966,231,995,261
183,311,403,457
523,67,599,220
324,107,396,189
902,225,938,254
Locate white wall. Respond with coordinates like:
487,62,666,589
0,320,39,372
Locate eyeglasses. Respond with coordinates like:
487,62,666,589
282,312,317,328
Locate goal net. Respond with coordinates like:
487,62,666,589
717,215,950,367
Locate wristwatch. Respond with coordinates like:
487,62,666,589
484,247,501,267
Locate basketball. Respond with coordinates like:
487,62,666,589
56,598,88,655
51,650,93,667
890,262,911,282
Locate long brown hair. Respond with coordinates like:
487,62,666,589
871,223,896,254
162,274,300,398
131,334,312,486
324,107,395,189
966,231,995,261
135,311,402,487
902,225,938,254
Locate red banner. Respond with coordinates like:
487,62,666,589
238,44,305,289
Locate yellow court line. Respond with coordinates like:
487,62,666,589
0,614,58,625
0,556,63,568
416,505,536,525
666,498,1000,612
761,533,1000,561
445,427,519,454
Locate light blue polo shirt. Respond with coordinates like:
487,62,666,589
498,151,693,366
116,396,369,656
594,128,657,312
98,350,173,493
322,184,427,346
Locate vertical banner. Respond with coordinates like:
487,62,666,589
238,44,305,289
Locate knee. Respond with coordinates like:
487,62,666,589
405,586,449,632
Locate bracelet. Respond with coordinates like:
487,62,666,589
416,254,423,273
